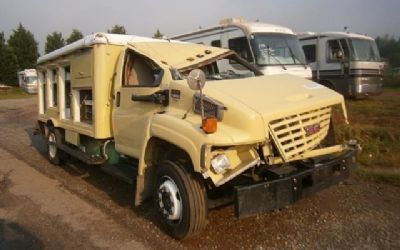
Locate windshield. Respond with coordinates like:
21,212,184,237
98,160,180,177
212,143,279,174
250,33,307,66
26,76,37,84
349,38,381,62
178,52,262,81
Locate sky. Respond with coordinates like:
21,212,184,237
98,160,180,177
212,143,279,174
1,0,399,54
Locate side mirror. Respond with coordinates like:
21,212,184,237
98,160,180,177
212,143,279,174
187,69,206,91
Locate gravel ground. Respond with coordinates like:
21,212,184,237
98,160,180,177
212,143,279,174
0,97,399,249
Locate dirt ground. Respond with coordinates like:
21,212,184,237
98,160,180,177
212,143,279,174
0,97,399,249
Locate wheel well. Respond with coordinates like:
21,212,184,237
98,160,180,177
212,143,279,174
319,80,336,90
145,137,193,169
136,137,197,205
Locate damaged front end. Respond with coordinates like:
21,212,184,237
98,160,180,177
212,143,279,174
203,102,360,218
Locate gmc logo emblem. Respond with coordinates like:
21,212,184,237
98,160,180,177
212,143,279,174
304,123,321,136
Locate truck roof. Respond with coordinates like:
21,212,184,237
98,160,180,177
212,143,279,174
37,32,230,70
37,33,170,64
298,31,374,41
171,18,294,40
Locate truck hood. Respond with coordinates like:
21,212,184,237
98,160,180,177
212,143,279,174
203,74,347,123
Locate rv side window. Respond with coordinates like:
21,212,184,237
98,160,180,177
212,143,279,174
211,40,221,47
79,89,92,124
228,37,253,62
123,52,163,87
302,44,316,63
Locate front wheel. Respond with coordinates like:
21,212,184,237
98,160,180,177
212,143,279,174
154,160,208,239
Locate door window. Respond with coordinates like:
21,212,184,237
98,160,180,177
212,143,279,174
123,52,163,87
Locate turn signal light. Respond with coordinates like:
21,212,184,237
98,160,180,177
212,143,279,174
202,117,218,134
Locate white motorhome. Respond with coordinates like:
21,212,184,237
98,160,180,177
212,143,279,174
298,32,384,98
18,69,38,94
171,18,312,79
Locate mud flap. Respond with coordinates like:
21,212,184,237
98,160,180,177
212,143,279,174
234,149,356,218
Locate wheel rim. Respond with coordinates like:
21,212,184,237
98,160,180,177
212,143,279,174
48,133,57,159
158,176,182,221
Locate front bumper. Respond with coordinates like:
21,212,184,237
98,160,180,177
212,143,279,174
234,148,357,218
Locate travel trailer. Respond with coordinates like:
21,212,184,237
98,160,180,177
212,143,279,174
17,69,38,94
298,32,384,98
171,18,312,79
36,33,358,239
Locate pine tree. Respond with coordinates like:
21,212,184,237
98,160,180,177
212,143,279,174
107,25,127,34
0,32,19,85
7,23,38,70
45,31,65,54
66,29,83,44
153,29,164,39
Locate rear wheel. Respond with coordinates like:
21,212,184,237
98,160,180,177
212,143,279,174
47,128,66,165
154,160,207,239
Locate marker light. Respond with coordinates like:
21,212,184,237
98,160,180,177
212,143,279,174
202,117,218,134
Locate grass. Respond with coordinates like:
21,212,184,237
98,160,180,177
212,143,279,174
356,168,400,187
0,87,35,100
335,82,400,185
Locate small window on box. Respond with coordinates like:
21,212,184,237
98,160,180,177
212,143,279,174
64,66,72,119
42,71,47,111
51,69,58,107
79,89,92,124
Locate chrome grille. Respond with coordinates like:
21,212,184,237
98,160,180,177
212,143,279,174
268,106,331,161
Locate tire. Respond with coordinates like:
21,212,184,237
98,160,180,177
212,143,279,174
47,127,65,165
154,160,208,239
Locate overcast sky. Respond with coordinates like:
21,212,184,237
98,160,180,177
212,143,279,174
1,0,399,54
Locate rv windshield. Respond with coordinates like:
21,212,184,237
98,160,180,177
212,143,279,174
349,38,381,62
27,76,37,84
250,33,307,66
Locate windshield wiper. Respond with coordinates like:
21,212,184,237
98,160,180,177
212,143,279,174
285,40,307,69
266,45,287,70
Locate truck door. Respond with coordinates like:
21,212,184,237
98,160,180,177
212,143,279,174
112,49,166,159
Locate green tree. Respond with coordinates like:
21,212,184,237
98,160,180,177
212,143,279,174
66,29,83,44
153,29,164,39
0,32,19,85
7,23,38,70
45,31,65,54
376,34,400,67
107,25,127,34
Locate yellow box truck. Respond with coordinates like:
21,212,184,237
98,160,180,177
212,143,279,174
37,33,358,239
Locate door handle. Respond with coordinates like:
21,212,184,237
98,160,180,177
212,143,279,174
116,92,120,107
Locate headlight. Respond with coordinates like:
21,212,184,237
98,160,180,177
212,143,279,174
211,154,230,174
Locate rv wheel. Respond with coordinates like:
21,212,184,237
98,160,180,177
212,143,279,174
154,160,208,239
47,128,65,165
